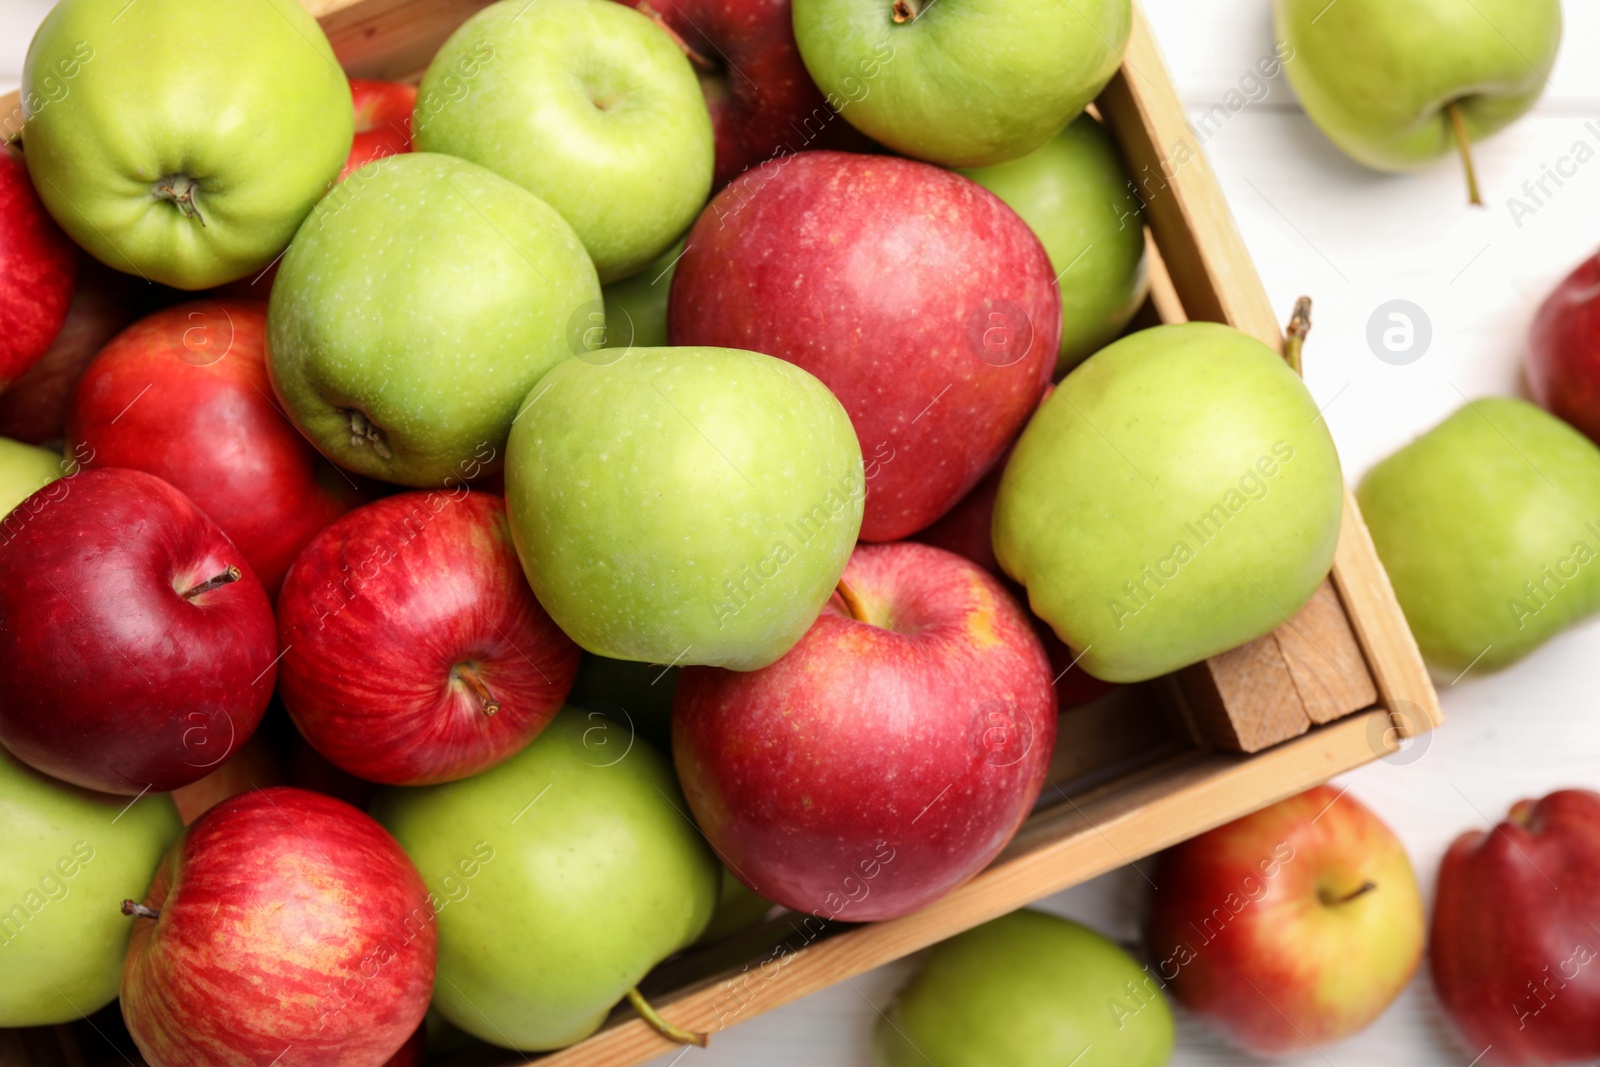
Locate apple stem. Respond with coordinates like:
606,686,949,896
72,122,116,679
626,987,709,1047
1319,881,1377,906
632,1,717,71
454,664,501,717
121,900,160,921
892,0,921,21
1283,296,1311,376
180,565,242,600
153,175,207,228
1446,101,1484,208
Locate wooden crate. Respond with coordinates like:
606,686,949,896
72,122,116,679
0,2,1441,1064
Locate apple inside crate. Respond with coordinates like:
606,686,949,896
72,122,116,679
0,1,1441,1065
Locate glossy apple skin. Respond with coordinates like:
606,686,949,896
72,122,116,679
674,541,1056,920
1529,254,1600,447
671,151,1059,541
0,146,76,388
344,80,417,182
1144,785,1425,1056
67,300,356,597
277,490,580,785
1432,790,1600,1065
121,788,435,1067
0,469,277,794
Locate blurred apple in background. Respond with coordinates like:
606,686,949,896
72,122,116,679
1432,789,1600,1065
169,733,285,825
0,469,278,794
121,788,435,1067
66,300,358,596
671,151,1059,541
674,541,1057,920
277,490,580,785
0,145,76,389
1144,785,1424,1056
567,653,679,750
1529,252,1600,446
599,239,682,353
343,79,417,180
0,748,182,1027
0,436,64,518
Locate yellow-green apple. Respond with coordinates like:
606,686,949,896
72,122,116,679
673,541,1056,920
0,747,181,1027
67,300,357,596
995,322,1343,683
277,490,581,785
792,0,1129,168
876,910,1173,1067
415,0,712,282
1528,254,1600,446
599,240,683,353
267,153,600,487
21,0,352,289
1432,789,1600,1065
1274,0,1560,202
0,469,278,794
960,115,1148,374
371,709,718,1051
120,788,435,1067
504,344,862,670
0,146,76,388
669,150,1059,541
1144,785,1424,1055
1358,397,1600,675
0,436,64,519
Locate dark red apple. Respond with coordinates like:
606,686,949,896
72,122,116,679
0,468,277,794
343,79,417,182
276,490,580,785
673,540,1056,920
1529,253,1600,445
670,151,1060,541
1432,789,1600,1065
0,145,77,389
383,1025,427,1067
121,788,435,1067
66,299,356,596
614,0,866,187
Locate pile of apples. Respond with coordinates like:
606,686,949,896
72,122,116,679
2,0,1599,1065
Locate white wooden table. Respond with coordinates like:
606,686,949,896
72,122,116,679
7,2,1600,1063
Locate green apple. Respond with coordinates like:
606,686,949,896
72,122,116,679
0,747,181,1026
875,909,1174,1067
994,322,1343,683
792,0,1130,168
696,866,773,945
1358,397,1600,675
370,709,717,1051
1274,0,1560,178
267,153,600,486
21,0,351,290
599,240,683,353
414,0,712,283
0,437,63,519
505,345,863,670
961,115,1148,374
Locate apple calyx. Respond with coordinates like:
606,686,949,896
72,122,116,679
632,1,717,72
452,663,501,717
121,900,161,921
153,175,207,228
1283,295,1312,376
1445,101,1484,208
347,409,394,460
1318,880,1377,907
891,0,923,22
626,987,709,1048
180,565,243,600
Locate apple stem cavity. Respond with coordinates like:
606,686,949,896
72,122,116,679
153,175,207,228
834,578,896,631
181,565,242,600
1319,881,1377,907
1283,295,1312,376
626,987,709,1047
1446,102,1484,207
347,409,394,460
121,900,161,921
633,1,717,71
453,664,501,717
891,0,923,21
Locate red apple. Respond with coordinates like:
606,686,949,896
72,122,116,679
1143,785,1425,1056
383,1025,427,1067
120,788,435,1067
276,489,580,785
1431,789,1600,1065
66,299,356,596
343,79,417,182
673,540,1056,920
0,468,277,794
614,0,866,187
670,151,1060,541
0,145,77,389
1529,253,1600,445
